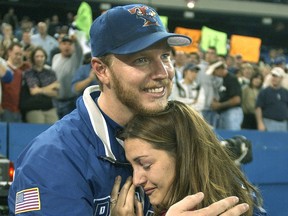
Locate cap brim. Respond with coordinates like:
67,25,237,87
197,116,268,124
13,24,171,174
271,72,281,77
110,32,191,55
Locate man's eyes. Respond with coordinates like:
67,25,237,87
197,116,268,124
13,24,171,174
134,58,149,64
133,53,171,65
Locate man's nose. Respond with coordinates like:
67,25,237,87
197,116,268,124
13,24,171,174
151,59,171,79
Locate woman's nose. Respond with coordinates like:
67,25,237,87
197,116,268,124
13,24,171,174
133,169,147,187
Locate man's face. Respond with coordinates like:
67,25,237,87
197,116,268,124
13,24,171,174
8,45,23,67
271,74,282,87
22,32,31,44
38,22,47,35
107,41,174,115
205,48,218,64
184,70,198,82
213,67,224,77
60,42,74,57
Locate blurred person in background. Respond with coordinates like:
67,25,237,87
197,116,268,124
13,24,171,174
71,52,98,96
263,55,288,89
197,46,222,128
207,61,243,130
0,57,13,116
51,34,83,119
31,22,59,65
256,67,288,131
20,47,59,123
1,23,18,51
20,29,32,48
188,51,200,65
170,63,205,114
241,71,264,129
0,42,30,122
172,50,189,83
237,63,254,89
225,54,238,74
3,8,19,32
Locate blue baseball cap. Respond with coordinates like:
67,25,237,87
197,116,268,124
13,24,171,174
90,4,192,57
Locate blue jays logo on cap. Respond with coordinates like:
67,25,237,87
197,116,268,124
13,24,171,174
128,6,159,27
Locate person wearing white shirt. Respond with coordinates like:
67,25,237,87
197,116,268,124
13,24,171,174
170,63,205,113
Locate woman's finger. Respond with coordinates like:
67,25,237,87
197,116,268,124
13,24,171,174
117,176,133,206
110,176,121,206
135,197,144,216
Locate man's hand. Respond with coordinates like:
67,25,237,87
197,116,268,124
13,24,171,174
166,192,249,216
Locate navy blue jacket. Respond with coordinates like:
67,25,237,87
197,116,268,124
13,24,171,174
9,86,152,215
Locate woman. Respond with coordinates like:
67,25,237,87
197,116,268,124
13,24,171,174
111,100,266,216
241,71,264,129
21,46,59,123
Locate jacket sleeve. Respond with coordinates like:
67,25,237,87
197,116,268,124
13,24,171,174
8,133,94,215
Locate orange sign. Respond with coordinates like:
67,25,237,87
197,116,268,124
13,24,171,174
174,27,201,53
230,35,262,63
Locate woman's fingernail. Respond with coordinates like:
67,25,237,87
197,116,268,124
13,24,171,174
233,196,239,203
196,192,204,199
243,203,249,211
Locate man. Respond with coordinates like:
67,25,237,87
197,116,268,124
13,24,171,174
170,63,205,113
172,50,189,82
31,22,59,64
256,67,288,131
1,42,30,122
206,61,243,130
0,57,13,116
263,55,288,90
51,34,83,118
9,4,249,215
197,46,223,128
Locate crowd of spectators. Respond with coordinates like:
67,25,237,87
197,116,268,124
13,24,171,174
0,7,287,132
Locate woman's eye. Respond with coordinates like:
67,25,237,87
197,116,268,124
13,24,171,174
142,164,151,170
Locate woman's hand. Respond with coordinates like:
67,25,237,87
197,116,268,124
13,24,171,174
110,176,143,216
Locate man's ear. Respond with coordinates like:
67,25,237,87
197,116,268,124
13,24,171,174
91,57,109,84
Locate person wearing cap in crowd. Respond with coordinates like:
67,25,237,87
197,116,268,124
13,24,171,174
51,33,83,119
197,46,223,128
263,55,288,90
207,60,243,130
9,4,250,216
255,67,288,132
170,62,205,114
